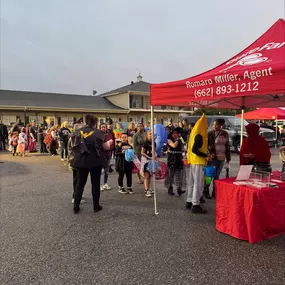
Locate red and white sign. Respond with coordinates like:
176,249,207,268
150,19,285,109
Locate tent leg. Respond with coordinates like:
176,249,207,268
275,119,278,148
240,109,245,147
151,106,159,216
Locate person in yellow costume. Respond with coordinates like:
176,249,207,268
186,114,210,214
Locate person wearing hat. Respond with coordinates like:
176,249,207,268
164,128,186,196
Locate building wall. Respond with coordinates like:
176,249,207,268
0,109,183,128
0,110,128,127
129,112,180,126
105,93,130,109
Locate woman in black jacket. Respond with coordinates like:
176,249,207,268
115,133,134,194
207,119,231,198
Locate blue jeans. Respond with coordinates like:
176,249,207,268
103,156,111,184
61,141,68,159
208,159,224,180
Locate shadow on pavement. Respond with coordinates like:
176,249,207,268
0,160,31,177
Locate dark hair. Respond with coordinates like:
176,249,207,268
214,119,225,126
100,123,107,128
85,114,96,127
168,131,176,140
120,132,128,138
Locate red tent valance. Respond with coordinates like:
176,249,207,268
150,19,285,109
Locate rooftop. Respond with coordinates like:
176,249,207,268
100,75,151,97
0,89,126,112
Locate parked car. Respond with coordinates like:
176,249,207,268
181,115,275,153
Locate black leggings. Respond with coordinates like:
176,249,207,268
118,167,132,188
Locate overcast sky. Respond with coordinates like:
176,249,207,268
0,0,284,95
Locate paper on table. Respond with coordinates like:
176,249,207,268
236,165,253,181
271,179,284,183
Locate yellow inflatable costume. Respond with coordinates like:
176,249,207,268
187,113,208,165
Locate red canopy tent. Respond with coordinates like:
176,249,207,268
148,19,285,215
150,18,285,109
236,108,285,120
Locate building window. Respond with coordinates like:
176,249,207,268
143,97,150,109
130,95,143,109
25,116,29,125
99,118,105,124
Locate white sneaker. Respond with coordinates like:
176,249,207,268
128,188,134,195
145,190,152,197
118,187,128,194
100,185,104,191
61,158,64,161
71,199,86,204
103,184,111,190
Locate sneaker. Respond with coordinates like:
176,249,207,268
103,184,111,190
73,207,81,214
177,187,186,196
149,188,154,194
61,158,64,161
94,204,103,212
168,186,174,196
71,198,86,204
127,188,134,194
145,190,152,197
191,205,207,214
185,202,193,210
100,185,104,191
118,187,128,194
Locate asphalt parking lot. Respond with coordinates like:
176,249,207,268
0,149,284,285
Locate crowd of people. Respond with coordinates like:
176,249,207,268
0,114,273,215
67,114,272,215
0,119,38,156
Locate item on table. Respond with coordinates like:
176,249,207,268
279,146,285,181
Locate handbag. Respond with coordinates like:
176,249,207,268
132,163,140,174
125,148,134,162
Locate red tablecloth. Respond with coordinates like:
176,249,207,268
215,173,285,244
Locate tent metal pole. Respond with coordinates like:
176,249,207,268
151,105,159,215
240,97,245,147
275,119,278,148
240,109,245,146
